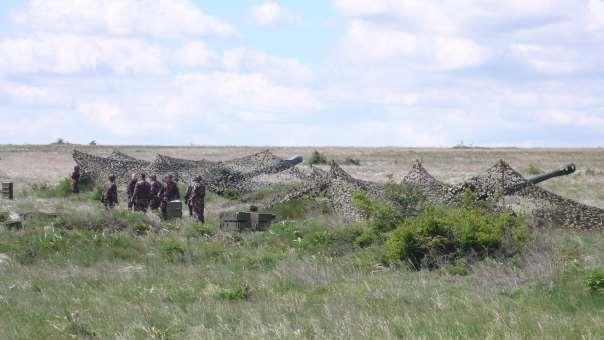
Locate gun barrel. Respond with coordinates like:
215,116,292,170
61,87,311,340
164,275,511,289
505,163,576,195
527,163,576,185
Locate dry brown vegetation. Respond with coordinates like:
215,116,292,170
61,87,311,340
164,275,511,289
0,145,603,339
2,144,603,206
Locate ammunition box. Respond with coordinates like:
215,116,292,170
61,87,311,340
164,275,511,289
1,182,13,200
220,211,276,232
166,200,182,219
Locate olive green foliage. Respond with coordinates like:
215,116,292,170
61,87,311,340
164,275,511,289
352,191,401,232
526,163,543,176
387,205,529,269
221,188,241,200
0,197,602,338
384,182,425,213
29,176,95,198
586,270,604,294
90,186,103,201
342,157,361,166
217,282,251,301
308,150,328,165
270,198,331,220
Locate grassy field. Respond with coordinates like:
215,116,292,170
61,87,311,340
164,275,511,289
0,145,603,339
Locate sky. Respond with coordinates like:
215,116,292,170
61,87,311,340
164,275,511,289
0,0,603,147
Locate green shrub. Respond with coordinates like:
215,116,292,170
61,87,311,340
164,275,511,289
90,186,102,201
586,270,604,294
221,188,241,200
308,150,328,165
354,228,378,248
384,182,425,213
526,163,543,176
447,261,471,276
387,205,529,269
159,239,185,262
111,209,152,229
342,157,361,166
271,199,308,220
352,191,401,232
217,282,251,301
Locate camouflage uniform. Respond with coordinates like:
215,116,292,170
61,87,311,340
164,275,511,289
71,166,81,193
149,178,163,210
132,179,151,212
184,183,193,216
101,179,118,209
187,178,205,223
126,176,138,210
160,179,181,219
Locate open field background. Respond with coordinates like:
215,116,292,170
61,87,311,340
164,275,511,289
2,145,604,206
0,145,603,339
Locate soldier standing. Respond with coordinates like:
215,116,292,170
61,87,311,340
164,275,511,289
184,179,193,217
132,173,151,212
149,174,162,211
160,174,180,219
186,176,205,223
101,174,118,209
71,165,81,193
126,173,138,210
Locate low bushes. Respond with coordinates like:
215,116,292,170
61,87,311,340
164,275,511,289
586,270,604,294
387,205,529,269
30,176,95,198
307,150,328,165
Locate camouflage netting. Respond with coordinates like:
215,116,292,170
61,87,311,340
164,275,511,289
73,150,604,229
72,149,303,194
270,159,604,230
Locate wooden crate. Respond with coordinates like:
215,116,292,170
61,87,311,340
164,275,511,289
1,182,13,200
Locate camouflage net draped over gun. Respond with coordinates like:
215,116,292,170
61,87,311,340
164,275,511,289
72,149,303,195
270,160,604,230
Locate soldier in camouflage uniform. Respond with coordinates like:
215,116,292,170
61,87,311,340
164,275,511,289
126,173,138,210
184,179,193,217
101,174,118,209
149,174,162,211
71,165,81,193
132,173,151,212
160,174,181,219
186,176,205,223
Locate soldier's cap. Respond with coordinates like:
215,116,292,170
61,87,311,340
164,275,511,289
193,176,202,182
108,174,116,181
149,174,156,180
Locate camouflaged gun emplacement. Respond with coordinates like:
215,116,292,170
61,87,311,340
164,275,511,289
270,160,604,230
72,149,304,196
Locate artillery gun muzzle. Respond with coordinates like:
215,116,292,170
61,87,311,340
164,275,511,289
506,163,576,195
526,163,576,185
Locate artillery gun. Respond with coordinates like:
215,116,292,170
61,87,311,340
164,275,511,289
505,163,576,195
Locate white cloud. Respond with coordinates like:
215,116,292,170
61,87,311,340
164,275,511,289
339,20,488,70
249,1,298,27
0,34,167,75
173,41,218,68
0,81,62,104
221,47,313,84
165,72,322,121
12,0,237,38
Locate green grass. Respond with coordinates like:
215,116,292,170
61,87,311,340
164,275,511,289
0,193,603,338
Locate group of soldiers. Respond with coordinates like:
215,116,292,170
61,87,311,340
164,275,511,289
68,164,205,222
